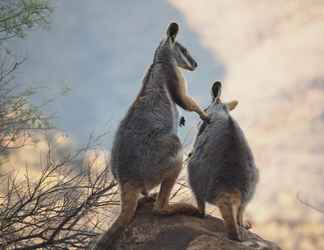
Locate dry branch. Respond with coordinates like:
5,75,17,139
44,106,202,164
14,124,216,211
0,136,118,249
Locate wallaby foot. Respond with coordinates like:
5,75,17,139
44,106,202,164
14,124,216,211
92,183,140,250
217,190,242,242
228,230,242,242
237,204,252,230
241,220,252,230
196,198,206,218
153,202,200,217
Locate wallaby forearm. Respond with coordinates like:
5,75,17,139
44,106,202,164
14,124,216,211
177,94,208,120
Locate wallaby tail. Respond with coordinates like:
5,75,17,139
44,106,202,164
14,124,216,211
93,184,139,250
217,190,242,241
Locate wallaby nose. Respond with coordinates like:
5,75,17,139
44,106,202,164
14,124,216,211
193,61,198,68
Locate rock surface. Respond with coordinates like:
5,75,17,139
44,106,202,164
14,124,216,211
108,199,281,250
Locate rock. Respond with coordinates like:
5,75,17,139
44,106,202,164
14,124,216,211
107,198,281,250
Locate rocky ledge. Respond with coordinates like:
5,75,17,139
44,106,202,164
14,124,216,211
106,198,281,250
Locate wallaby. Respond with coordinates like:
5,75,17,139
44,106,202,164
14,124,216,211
93,22,208,250
188,81,259,241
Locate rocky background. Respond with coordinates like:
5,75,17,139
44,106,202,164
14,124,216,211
5,1,324,249
105,198,282,250
171,1,324,249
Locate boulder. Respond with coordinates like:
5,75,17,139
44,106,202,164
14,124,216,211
108,199,281,250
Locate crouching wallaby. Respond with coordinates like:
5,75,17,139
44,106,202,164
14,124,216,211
93,22,208,250
188,81,259,241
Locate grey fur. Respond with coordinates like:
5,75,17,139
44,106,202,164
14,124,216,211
188,99,258,207
112,23,200,196
111,63,182,190
93,22,206,250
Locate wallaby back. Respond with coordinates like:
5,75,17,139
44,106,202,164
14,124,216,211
188,103,258,206
111,63,182,185
188,101,258,241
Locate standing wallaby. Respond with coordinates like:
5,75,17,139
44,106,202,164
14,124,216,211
188,81,258,241
93,22,208,250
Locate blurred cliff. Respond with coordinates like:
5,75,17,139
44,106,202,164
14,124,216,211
2,1,323,249
101,198,281,250
170,1,324,249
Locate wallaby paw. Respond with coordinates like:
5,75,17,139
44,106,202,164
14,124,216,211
179,116,186,127
200,113,210,124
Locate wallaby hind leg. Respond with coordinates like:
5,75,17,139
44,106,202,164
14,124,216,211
93,182,140,250
217,191,242,241
237,204,252,230
153,162,199,216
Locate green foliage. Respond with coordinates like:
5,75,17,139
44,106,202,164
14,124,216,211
0,56,52,153
0,0,53,153
0,0,52,41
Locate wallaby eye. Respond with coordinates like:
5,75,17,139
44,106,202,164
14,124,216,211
181,48,187,56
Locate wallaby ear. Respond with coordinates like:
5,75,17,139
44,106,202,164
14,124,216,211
225,100,238,111
167,22,179,41
211,81,222,101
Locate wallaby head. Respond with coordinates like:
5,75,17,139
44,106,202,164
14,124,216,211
209,81,238,113
153,22,198,71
